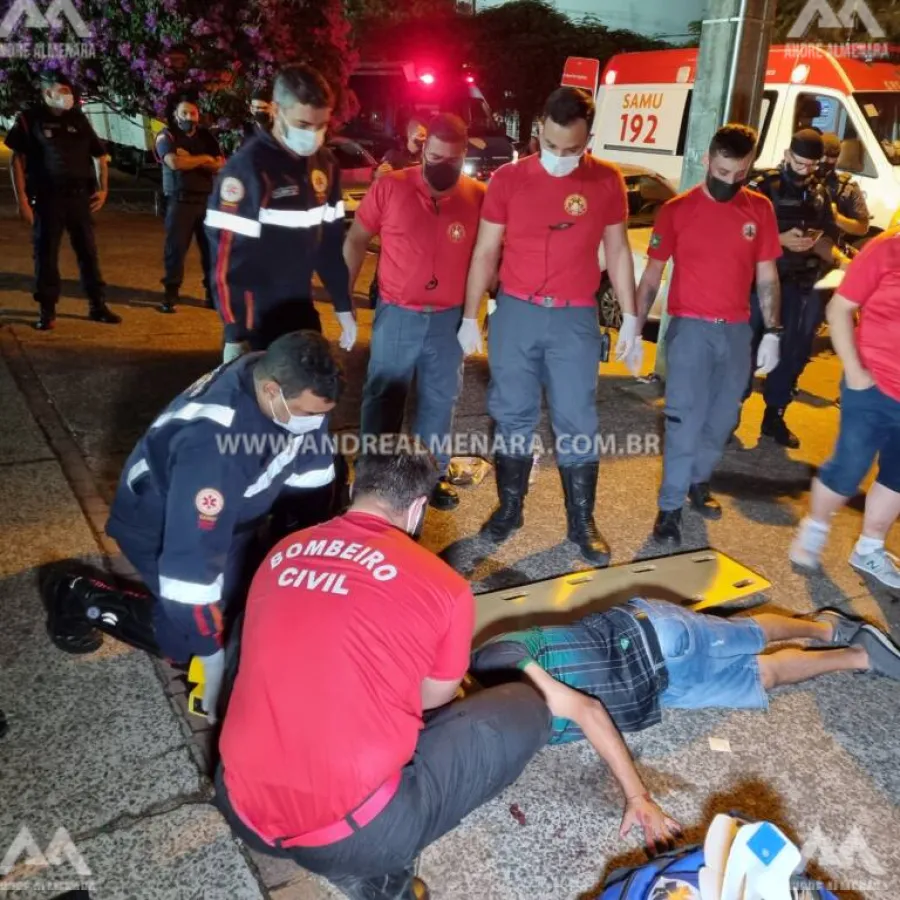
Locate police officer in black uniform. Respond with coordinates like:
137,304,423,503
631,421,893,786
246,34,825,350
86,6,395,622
240,87,273,148
155,95,224,313
5,71,120,331
745,129,851,448
819,132,870,248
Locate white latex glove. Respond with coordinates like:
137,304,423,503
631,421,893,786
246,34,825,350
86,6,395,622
755,332,780,376
625,340,645,377
222,340,250,364
615,313,640,362
337,311,357,351
458,316,483,355
197,649,226,725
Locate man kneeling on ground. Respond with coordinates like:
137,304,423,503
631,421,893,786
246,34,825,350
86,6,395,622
214,446,552,900
471,598,900,853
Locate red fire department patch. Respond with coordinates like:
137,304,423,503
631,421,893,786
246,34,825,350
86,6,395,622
742,222,757,241
195,488,225,530
564,193,588,217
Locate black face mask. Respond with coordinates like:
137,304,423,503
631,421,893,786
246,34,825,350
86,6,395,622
782,161,811,187
424,160,462,192
253,111,272,128
705,172,742,203
177,118,195,133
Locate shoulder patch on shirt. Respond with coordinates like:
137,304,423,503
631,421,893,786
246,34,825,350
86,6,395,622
220,177,245,204
742,222,757,241
195,488,225,529
649,232,662,249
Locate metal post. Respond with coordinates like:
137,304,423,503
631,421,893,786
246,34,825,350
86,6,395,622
653,0,775,379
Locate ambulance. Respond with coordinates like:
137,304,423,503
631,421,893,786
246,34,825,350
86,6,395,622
563,46,900,233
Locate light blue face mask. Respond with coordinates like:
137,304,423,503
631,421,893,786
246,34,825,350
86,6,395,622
281,117,324,157
270,387,325,435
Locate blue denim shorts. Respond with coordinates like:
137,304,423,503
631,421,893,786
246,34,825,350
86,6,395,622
818,380,900,497
628,599,768,710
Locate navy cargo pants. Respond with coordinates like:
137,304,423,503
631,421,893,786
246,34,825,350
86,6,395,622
487,293,602,465
32,186,105,311
360,299,464,472
659,316,752,512
746,281,823,410
162,193,212,300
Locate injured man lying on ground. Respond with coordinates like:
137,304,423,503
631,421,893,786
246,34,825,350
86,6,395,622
469,597,900,853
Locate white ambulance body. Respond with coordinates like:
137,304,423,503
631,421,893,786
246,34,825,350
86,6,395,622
563,46,900,232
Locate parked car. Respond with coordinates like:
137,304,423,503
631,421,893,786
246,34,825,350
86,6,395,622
597,162,675,328
327,136,378,224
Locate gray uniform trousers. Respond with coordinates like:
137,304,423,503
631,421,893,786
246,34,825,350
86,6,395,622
658,316,752,512
487,292,603,466
360,300,464,471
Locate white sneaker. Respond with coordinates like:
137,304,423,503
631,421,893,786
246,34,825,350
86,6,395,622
850,548,900,589
789,519,830,571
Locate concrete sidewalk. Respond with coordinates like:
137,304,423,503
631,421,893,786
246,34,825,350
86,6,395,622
0,347,266,899
1,211,899,898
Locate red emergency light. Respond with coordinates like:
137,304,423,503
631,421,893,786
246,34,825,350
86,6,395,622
465,75,474,84
419,72,436,85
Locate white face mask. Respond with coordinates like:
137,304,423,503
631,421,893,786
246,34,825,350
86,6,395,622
540,147,582,178
281,119,325,157
47,93,74,112
270,387,325,435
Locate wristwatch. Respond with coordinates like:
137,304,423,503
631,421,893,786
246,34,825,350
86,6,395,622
764,326,784,336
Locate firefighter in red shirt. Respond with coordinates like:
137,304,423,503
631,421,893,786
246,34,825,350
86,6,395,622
635,124,783,545
459,87,640,566
214,446,551,900
344,113,486,511
791,229,900,590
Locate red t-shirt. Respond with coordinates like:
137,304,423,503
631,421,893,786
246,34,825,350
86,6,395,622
837,229,900,402
357,167,485,310
482,153,628,303
647,184,782,323
218,511,475,841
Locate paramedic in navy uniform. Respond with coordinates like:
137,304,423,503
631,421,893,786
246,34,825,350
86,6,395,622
44,332,343,720
205,63,356,362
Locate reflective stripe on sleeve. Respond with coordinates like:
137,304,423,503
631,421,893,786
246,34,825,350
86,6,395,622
206,209,262,238
152,402,235,430
159,574,224,606
324,201,345,222
127,459,150,489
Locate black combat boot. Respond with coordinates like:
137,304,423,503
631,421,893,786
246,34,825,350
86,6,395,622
653,508,683,544
88,299,121,324
160,285,178,314
761,406,799,449
559,462,611,566
688,482,722,520
429,478,459,511
34,305,56,331
331,868,430,900
44,571,160,656
480,455,532,543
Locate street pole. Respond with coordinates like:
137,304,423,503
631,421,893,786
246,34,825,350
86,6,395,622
653,0,776,380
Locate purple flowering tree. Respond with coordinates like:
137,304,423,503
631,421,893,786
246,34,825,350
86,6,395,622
0,0,358,143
